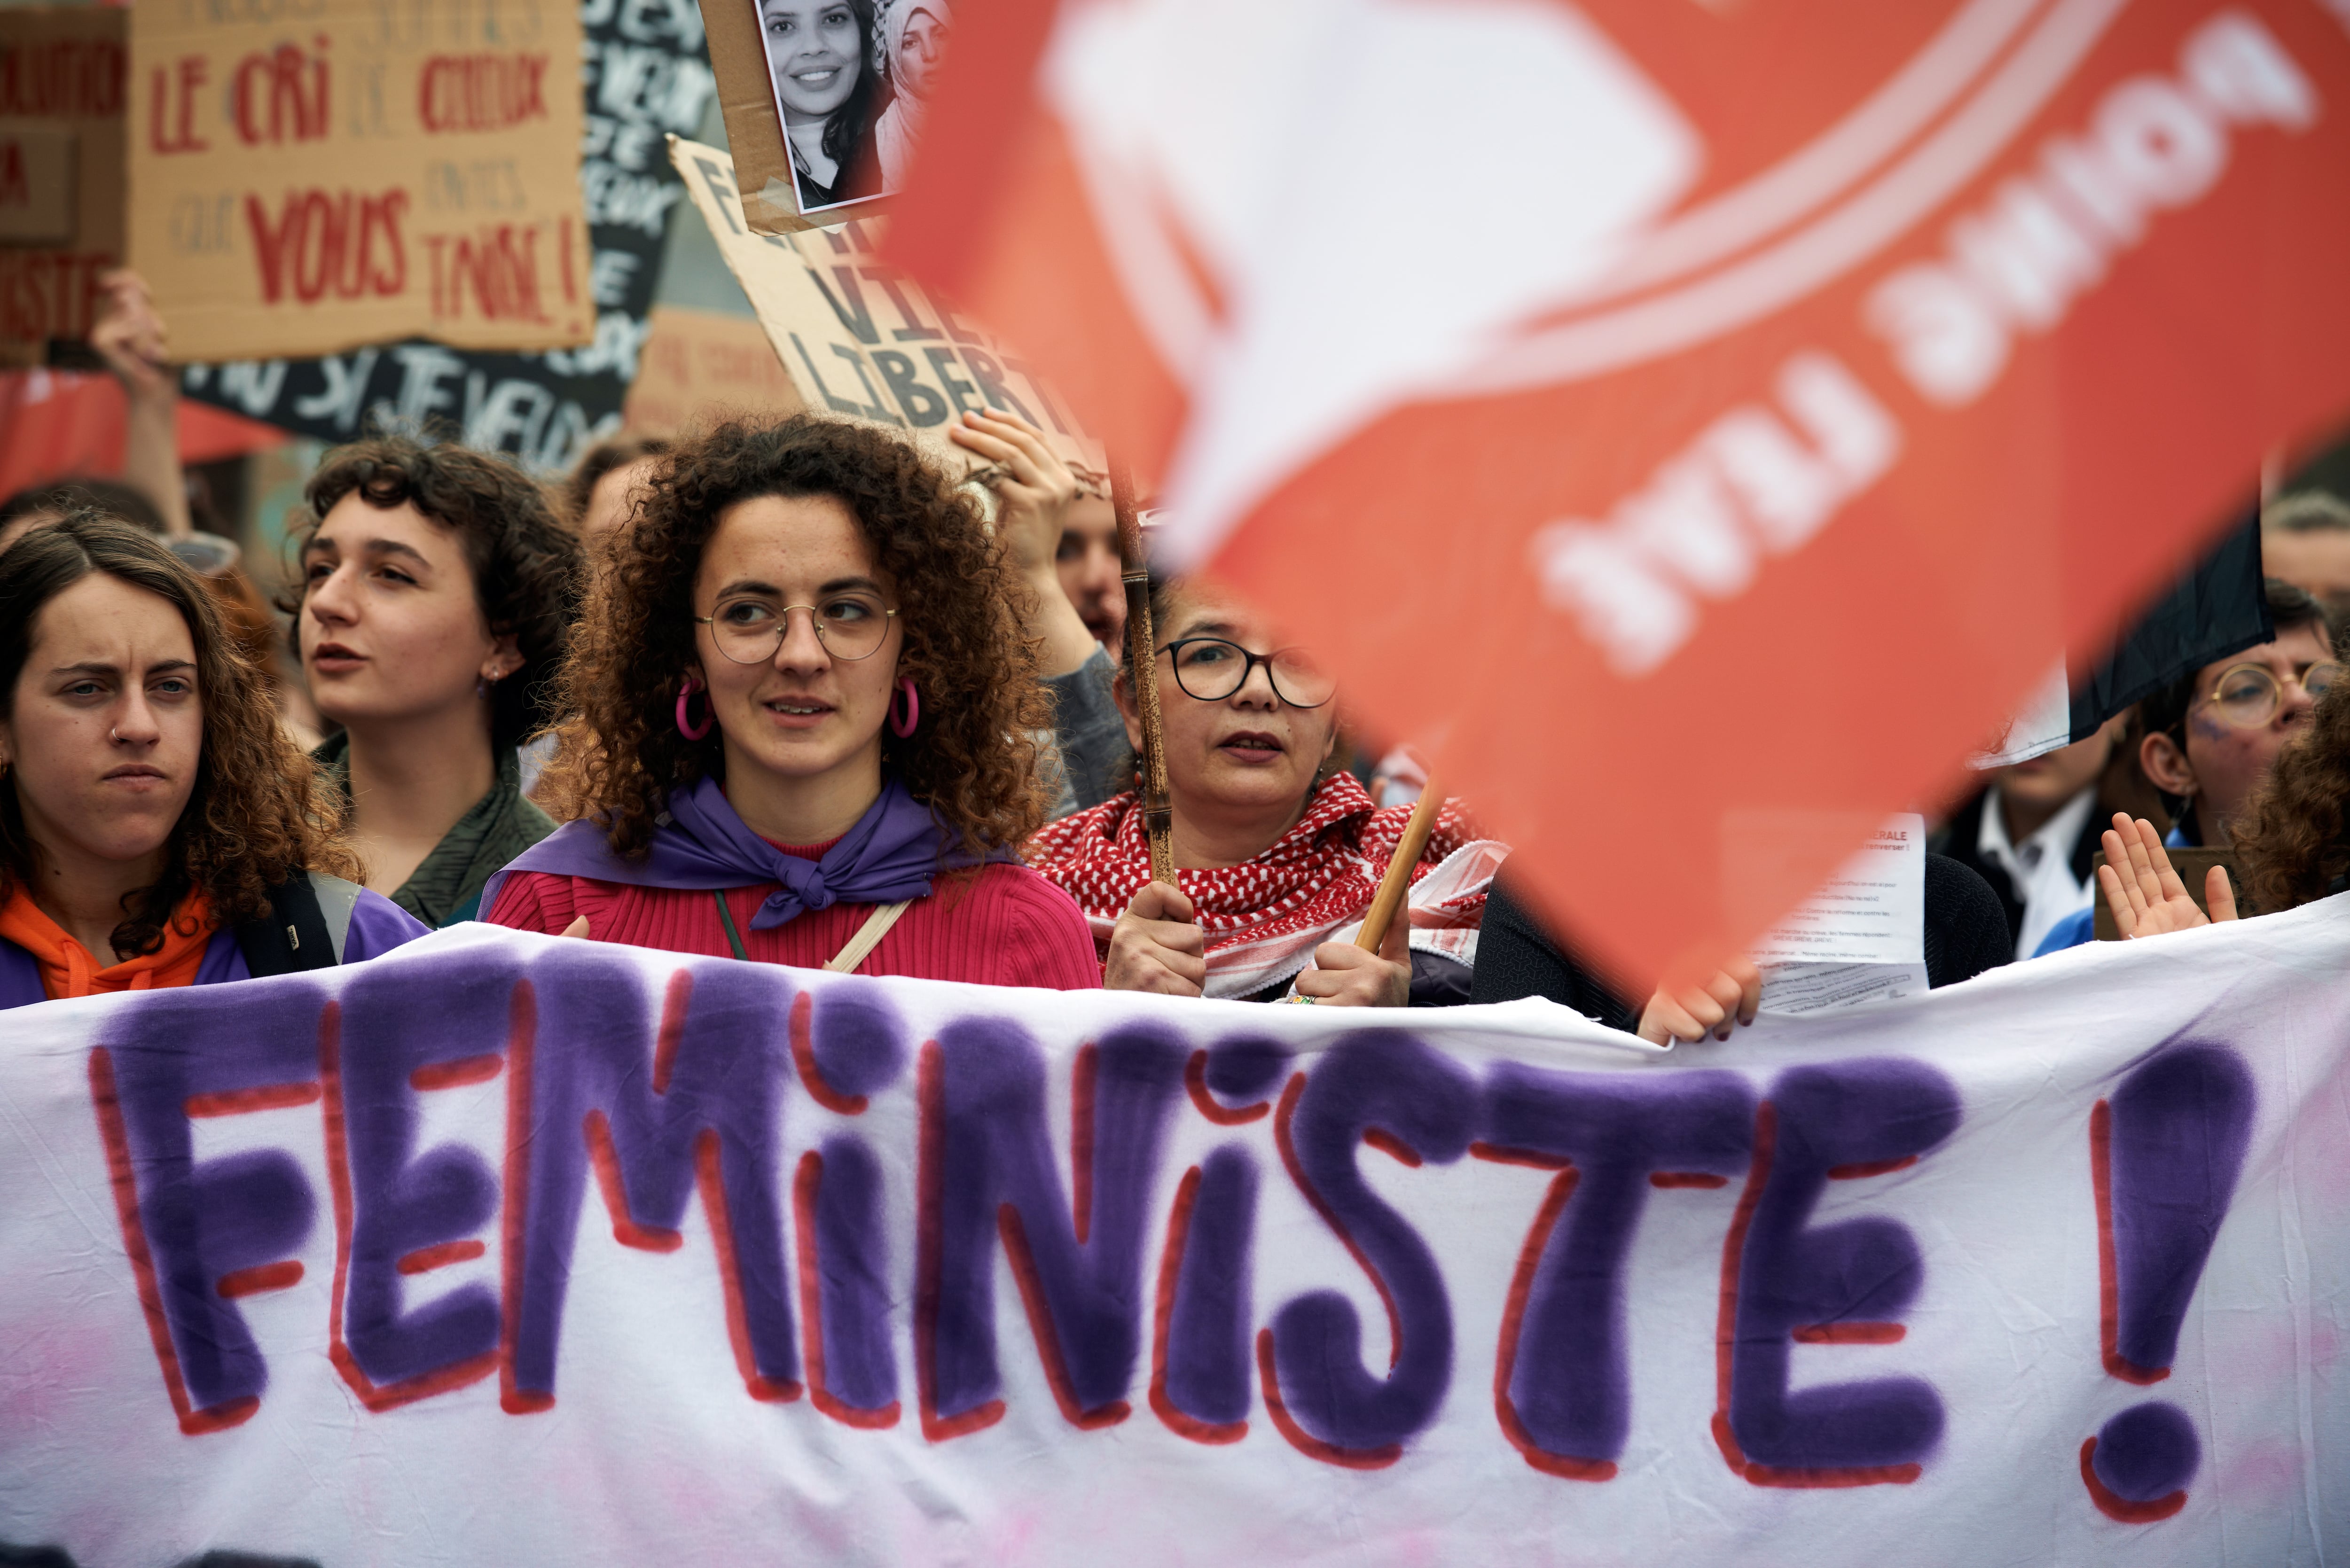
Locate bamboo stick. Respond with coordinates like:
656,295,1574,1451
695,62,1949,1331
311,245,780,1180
1356,781,1443,953
1110,454,1176,885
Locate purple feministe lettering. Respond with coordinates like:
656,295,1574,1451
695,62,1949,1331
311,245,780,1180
1482,1065,1755,1475
94,982,329,1428
916,1017,1186,1437
1265,1033,1476,1465
1718,1059,1961,1483
505,947,800,1408
331,953,510,1403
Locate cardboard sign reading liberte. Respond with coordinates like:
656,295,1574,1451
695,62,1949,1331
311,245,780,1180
668,134,1097,478
127,0,591,364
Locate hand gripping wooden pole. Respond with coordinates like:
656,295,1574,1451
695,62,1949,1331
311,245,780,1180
1356,781,1442,953
1110,453,1177,885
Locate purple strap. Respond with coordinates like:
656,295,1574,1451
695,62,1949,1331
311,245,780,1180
475,774,1005,931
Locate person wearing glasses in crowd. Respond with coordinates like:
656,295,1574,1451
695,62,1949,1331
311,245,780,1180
1027,575,1501,1005
2032,577,2338,955
289,438,582,928
0,516,425,1009
479,417,1099,987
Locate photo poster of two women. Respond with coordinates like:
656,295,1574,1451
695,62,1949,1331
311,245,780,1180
754,0,948,215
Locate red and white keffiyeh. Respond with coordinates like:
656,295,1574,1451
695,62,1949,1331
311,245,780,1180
1027,772,1506,999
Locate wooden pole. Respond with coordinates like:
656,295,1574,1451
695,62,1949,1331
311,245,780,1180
1110,453,1176,885
1356,781,1443,953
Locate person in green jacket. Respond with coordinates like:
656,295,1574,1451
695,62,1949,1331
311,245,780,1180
287,437,582,927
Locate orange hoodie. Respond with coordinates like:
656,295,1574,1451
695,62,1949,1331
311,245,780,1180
0,884,216,1001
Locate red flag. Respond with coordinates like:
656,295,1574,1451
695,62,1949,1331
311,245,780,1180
887,0,2350,987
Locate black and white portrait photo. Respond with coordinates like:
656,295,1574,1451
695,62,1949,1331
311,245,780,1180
756,0,951,215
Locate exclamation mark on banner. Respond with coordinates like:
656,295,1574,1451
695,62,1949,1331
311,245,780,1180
2081,1046,2254,1523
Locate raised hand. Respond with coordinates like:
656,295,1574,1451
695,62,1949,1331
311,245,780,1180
2096,812,2237,938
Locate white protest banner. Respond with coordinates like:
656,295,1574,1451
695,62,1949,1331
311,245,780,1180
2,910,2346,1564
668,133,1100,480
127,0,593,364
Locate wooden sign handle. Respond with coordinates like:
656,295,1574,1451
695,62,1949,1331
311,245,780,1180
1357,781,1443,953
1110,454,1176,886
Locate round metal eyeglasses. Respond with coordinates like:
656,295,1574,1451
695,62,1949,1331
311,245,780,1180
694,595,898,664
1158,638,1335,708
2197,660,2342,729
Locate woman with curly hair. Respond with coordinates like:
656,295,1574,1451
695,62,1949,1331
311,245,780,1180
288,437,581,927
0,516,425,1007
1026,574,1502,1005
478,416,1097,987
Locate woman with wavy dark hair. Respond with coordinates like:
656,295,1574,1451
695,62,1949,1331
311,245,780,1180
0,516,425,1007
761,0,882,211
479,416,1097,987
285,436,581,927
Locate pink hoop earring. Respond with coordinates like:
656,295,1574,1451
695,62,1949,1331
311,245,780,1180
675,674,713,741
889,678,920,739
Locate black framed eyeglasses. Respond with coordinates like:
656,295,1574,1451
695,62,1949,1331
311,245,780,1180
693,594,898,663
1158,638,1335,708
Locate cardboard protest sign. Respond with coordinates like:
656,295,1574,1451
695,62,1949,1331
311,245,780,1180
127,0,593,365
698,0,947,234
0,7,125,365
3,914,2348,1563
622,302,803,433
169,0,714,473
881,0,2350,992
671,133,1097,476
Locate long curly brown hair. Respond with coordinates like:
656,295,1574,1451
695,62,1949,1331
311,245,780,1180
2230,675,2350,915
539,415,1050,857
0,515,361,956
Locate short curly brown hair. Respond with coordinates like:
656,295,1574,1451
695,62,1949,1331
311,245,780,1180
539,415,1051,857
283,436,581,747
2229,675,2350,915
0,515,362,956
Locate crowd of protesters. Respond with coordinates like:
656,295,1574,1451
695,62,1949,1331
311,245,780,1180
4,273,2349,1045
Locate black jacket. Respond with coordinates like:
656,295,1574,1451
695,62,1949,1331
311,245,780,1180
1928,788,2106,952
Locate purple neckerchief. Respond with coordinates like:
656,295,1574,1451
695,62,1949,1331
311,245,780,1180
476,774,1004,930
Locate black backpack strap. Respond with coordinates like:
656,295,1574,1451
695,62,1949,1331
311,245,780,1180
235,873,339,979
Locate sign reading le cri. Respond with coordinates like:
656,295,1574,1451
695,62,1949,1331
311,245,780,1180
128,0,592,364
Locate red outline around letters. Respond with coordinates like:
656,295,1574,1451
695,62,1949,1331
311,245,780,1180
1146,1164,1246,1443
396,1240,485,1276
791,990,869,1115
1272,1073,1401,1368
1257,1071,1417,1469
1828,1156,1917,1180
1792,1322,1904,1344
2091,1098,2166,1384
1183,1050,1269,1125
1255,1328,1399,1470
583,1110,684,1251
1491,1165,1614,1481
216,1261,305,1298
2079,1435,2187,1522
1651,1172,1728,1189
914,1041,1005,1441
1071,1043,1097,1245
88,1047,260,1435
652,970,691,1096
321,999,499,1413
1470,1140,1572,1171
1363,1129,1421,1167
793,1149,900,1428
997,1202,1130,1429
498,982,552,1413
693,1129,801,1403
1710,1101,1921,1489
184,1082,320,1118
409,1055,502,1093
